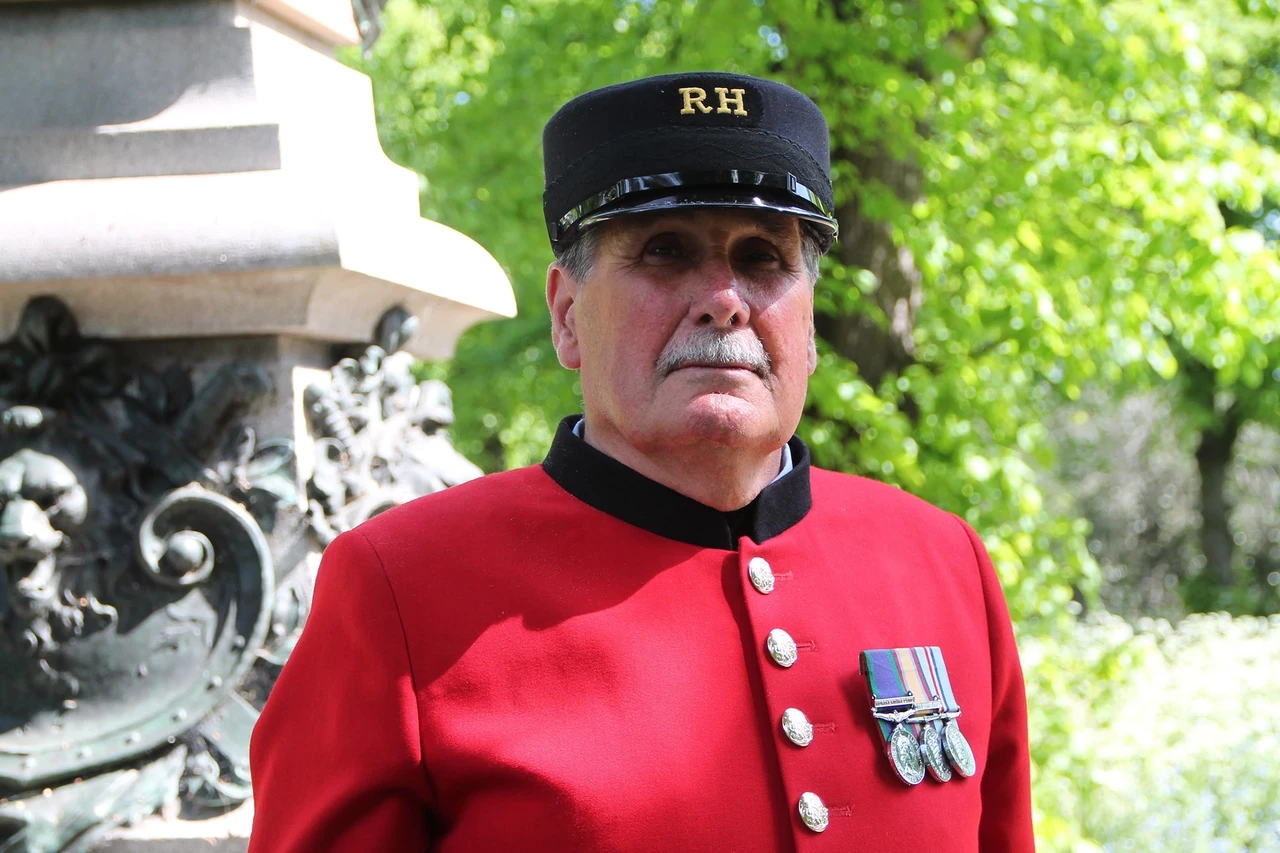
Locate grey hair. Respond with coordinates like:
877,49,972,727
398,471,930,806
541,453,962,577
554,224,604,285
553,222,824,286
799,230,822,286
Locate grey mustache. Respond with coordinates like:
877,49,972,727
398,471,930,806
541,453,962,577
656,330,772,378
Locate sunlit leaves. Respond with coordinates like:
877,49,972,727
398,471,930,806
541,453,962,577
1024,613,1280,850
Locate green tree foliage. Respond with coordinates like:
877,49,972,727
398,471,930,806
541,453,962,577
1050,388,1280,619
1023,613,1280,851
989,0,1280,613
347,0,1279,624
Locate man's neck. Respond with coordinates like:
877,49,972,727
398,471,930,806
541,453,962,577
579,418,785,512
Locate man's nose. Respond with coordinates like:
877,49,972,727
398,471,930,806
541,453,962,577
693,259,750,328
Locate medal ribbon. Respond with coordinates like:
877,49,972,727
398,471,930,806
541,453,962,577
860,646,949,744
924,645,960,716
859,648,909,742
907,646,948,750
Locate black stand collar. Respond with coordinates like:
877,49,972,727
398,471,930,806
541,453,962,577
541,415,812,550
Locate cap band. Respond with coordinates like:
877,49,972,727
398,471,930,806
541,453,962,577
550,169,838,247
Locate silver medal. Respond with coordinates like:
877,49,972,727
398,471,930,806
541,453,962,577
918,722,952,782
942,719,976,778
888,723,925,786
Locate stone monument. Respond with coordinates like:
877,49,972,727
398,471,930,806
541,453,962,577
0,1,516,850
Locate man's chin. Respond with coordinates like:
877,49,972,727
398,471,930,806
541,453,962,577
665,393,777,447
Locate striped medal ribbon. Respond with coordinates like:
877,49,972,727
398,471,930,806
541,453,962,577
924,645,976,778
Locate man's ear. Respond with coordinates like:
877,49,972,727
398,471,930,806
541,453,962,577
547,263,583,370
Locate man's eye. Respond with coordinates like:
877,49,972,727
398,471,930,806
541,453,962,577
739,245,783,267
643,239,685,259
736,235,792,266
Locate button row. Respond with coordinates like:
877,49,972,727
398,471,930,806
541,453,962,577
749,557,830,833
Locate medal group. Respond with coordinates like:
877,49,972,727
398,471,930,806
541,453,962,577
860,646,976,786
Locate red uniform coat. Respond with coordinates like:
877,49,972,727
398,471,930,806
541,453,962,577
249,419,1033,851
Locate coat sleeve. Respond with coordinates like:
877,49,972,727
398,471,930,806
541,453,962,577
957,518,1036,852
248,528,433,852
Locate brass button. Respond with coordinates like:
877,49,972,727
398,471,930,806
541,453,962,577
747,557,775,594
766,628,798,668
781,707,814,747
798,792,829,832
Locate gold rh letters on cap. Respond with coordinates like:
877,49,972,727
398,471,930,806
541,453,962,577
679,86,750,117
679,87,713,114
715,87,749,116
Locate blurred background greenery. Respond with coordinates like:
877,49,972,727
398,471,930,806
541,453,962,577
342,0,1279,847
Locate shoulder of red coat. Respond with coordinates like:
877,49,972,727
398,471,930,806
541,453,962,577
808,466,959,529
352,464,555,546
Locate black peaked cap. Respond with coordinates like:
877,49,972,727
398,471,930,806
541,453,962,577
542,72,837,251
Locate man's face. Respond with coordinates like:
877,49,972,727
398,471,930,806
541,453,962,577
548,208,818,456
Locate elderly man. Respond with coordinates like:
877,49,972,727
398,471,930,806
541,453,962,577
248,73,1034,851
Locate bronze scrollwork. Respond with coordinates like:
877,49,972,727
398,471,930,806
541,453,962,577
0,297,477,852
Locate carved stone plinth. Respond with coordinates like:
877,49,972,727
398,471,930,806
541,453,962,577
0,0,515,358
0,1,515,850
